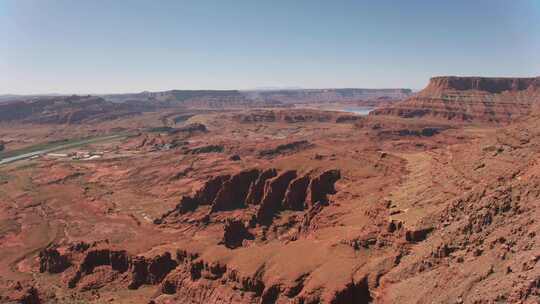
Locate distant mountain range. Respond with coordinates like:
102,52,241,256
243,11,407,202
98,88,412,105
0,88,413,124
241,88,412,104
0,87,413,105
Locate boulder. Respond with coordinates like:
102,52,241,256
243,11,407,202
405,226,434,243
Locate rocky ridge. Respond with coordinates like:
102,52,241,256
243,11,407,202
156,168,341,230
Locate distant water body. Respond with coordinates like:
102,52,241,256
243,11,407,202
295,105,375,115
341,107,375,115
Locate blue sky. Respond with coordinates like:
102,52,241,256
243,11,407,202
1,0,539,94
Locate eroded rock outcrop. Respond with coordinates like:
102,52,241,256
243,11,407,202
2,283,42,304
185,144,224,154
330,277,373,304
36,241,182,296
259,140,313,158
257,170,298,225
158,168,342,228
151,245,381,304
211,169,260,212
220,219,254,249
195,174,231,205
309,169,341,205
245,168,278,205
128,252,178,289
283,175,311,210
68,248,131,288
39,246,71,274
169,122,208,134
155,174,230,222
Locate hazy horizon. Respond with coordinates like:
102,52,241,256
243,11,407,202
0,86,419,97
1,0,539,95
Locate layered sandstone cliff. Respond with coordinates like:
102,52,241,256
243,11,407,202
372,76,540,123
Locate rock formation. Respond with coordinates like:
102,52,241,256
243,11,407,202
185,144,224,154
169,123,208,134
283,175,311,210
258,140,313,158
256,170,297,224
68,247,131,288
372,76,540,123
1,283,42,304
157,168,341,228
245,169,277,205
211,169,260,212
308,169,341,205
220,219,254,249
37,242,179,292
39,246,71,274
128,252,178,289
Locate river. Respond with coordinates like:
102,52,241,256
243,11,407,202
340,106,375,115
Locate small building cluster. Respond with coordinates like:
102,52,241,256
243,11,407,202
45,150,106,161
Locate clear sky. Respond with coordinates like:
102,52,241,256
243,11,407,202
1,0,539,94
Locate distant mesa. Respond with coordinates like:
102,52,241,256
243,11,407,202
424,76,540,94
371,76,540,123
0,95,149,124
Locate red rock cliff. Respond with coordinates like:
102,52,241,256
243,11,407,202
372,76,540,123
423,76,540,94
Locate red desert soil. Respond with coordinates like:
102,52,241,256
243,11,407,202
0,76,539,303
